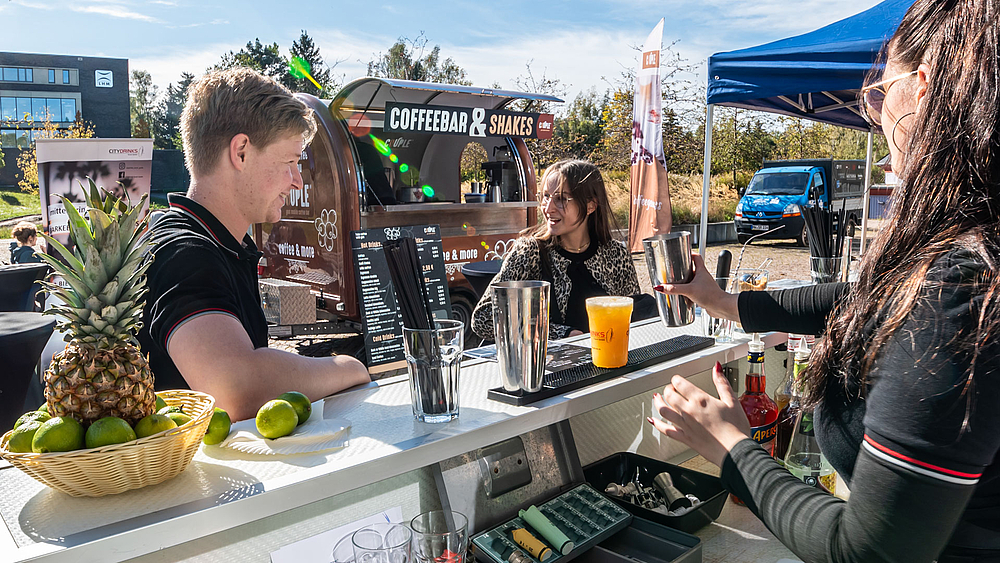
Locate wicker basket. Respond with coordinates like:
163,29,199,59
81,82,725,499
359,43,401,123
0,390,215,497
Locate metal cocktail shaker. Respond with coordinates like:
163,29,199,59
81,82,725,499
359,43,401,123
492,281,550,393
643,232,695,327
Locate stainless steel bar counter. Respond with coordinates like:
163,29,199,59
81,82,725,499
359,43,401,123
0,319,797,563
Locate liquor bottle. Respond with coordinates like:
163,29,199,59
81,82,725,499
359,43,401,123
739,333,779,455
774,334,803,413
731,334,780,505
774,338,809,464
783,409,837,494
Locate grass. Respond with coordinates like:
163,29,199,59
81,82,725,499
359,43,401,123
602,171,740,227
0,186,41,222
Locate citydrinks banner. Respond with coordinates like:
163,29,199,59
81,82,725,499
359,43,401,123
36,138,153,255
383,102,554,139
628,19,673,253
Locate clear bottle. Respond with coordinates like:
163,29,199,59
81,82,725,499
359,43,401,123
783,341,836,495
774,334,802,413
774,338,809,464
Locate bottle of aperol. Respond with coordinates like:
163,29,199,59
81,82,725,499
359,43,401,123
732,333,779,505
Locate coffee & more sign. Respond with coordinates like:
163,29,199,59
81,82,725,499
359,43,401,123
384,102,553,139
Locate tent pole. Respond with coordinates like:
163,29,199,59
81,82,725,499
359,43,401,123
699,104,714,257
860,128,874,255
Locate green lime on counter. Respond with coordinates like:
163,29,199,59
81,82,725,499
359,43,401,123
255,400,297,439
276,391,311,425
85,416,137,449
8,421,42,453
32,416,85,453
202,407,232,445
134,414,177,439
15,410,51,430
166,412,192,427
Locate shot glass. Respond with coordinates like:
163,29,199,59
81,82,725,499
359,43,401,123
352,523,412,563
410,510,468,563
403,320,464,423
703,276,734,343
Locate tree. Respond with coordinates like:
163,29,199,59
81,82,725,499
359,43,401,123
129,69,160,139
367,33,471,85
213,39,292,88
17,112,96,194
155,71,194,150
289,30,338,96
506,62,573,170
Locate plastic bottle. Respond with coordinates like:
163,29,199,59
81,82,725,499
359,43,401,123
774,338,809,464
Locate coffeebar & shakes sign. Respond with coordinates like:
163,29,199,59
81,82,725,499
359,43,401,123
384,102,553,139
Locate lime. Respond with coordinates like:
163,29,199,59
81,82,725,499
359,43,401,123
85,416,137,449
202,408,232,445
31,416,85,453
166,412,192,427
276,391,311,425
133,414,177,439
255,400,297,439
37,403,50,414
158,405,184,415
15,410,51,430
154,395,168,411
8,421,42,453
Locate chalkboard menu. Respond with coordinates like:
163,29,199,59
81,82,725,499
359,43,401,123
350,225,452,372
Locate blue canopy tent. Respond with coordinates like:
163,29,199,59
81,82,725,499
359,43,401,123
697,0,915,255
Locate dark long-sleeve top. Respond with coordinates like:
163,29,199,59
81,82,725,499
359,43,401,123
725,247,1000,563
471,236,641,340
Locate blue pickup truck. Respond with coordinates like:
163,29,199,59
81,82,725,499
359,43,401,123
734,159,866,246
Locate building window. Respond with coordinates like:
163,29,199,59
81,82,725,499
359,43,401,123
1,67,37,82
2,68,17,81
31,98,46,121
61,98,76,122
0,129,14,148
1,96,78,123
16,98,31,121
15,129,30,149
1,97,15,122
48,69,55,83
63,70,70,84
26,68,32,82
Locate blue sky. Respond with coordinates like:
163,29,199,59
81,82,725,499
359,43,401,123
2,0,880,106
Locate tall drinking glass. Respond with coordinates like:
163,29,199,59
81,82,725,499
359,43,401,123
586,296,633,368
403,320,464,423
703,276,735,343
410,510,468,563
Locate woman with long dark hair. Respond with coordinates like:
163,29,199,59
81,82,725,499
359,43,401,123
471,159,641,340
650,1,1000,561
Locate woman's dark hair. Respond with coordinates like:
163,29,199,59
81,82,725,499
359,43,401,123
12,221,37,244
807,0,1000,414
525,159,619,247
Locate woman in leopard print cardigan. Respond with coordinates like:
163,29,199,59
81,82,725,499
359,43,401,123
471,160,641,340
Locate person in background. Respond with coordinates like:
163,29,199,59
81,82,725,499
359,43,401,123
648,1,1000,561
10,221,42,264
138,68,370,421
471,159,647,340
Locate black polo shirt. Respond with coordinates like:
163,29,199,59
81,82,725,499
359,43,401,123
138,194,267,391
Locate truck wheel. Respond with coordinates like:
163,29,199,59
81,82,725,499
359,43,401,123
737,234,751,245
797,226,809,248
449,290,477,342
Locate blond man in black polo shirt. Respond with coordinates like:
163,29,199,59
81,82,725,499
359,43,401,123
138,68,369,421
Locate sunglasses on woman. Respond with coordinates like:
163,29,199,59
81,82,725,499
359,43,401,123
860,69,918,128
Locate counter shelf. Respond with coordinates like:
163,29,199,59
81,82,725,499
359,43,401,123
0,319,784,563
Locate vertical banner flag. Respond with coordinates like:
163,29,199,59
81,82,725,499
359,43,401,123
629,18,672,252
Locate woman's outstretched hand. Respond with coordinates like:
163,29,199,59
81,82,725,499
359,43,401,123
647,361,752,467
655,253,740,322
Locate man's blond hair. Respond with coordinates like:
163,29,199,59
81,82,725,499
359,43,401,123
180,67,317,177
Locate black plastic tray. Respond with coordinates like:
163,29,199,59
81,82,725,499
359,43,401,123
573,517,701,563
487,335,715,406
582,452,727,534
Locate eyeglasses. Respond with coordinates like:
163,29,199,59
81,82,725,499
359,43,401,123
860,70,918,127
539,192,574,211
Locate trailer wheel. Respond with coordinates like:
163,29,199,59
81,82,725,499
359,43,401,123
797,225,809,248
449,290,477,341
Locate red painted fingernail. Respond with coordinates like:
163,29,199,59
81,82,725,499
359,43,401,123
715,361,723,371
653,284,666,293
646,417,654,424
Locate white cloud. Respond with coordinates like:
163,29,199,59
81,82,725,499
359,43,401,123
168,18,229,29
130,42,242,86
71,4,163,23
149,0,178,5
9,0,56,10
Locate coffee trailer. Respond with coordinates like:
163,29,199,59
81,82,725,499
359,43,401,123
253,78,560,336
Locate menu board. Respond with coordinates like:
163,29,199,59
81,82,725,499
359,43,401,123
350,225,452,372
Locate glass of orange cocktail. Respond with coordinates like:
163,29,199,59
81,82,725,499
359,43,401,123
586,296,634,368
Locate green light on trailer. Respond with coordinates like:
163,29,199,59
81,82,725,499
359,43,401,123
369,134,391,156
389,154,398,163
399,163,409,173
422,185,435,198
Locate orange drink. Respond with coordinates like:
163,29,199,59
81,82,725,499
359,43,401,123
586,296,634,368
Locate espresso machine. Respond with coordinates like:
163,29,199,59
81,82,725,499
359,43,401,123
481,146,520,202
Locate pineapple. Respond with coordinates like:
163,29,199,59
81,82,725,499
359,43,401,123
37,179,156,426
